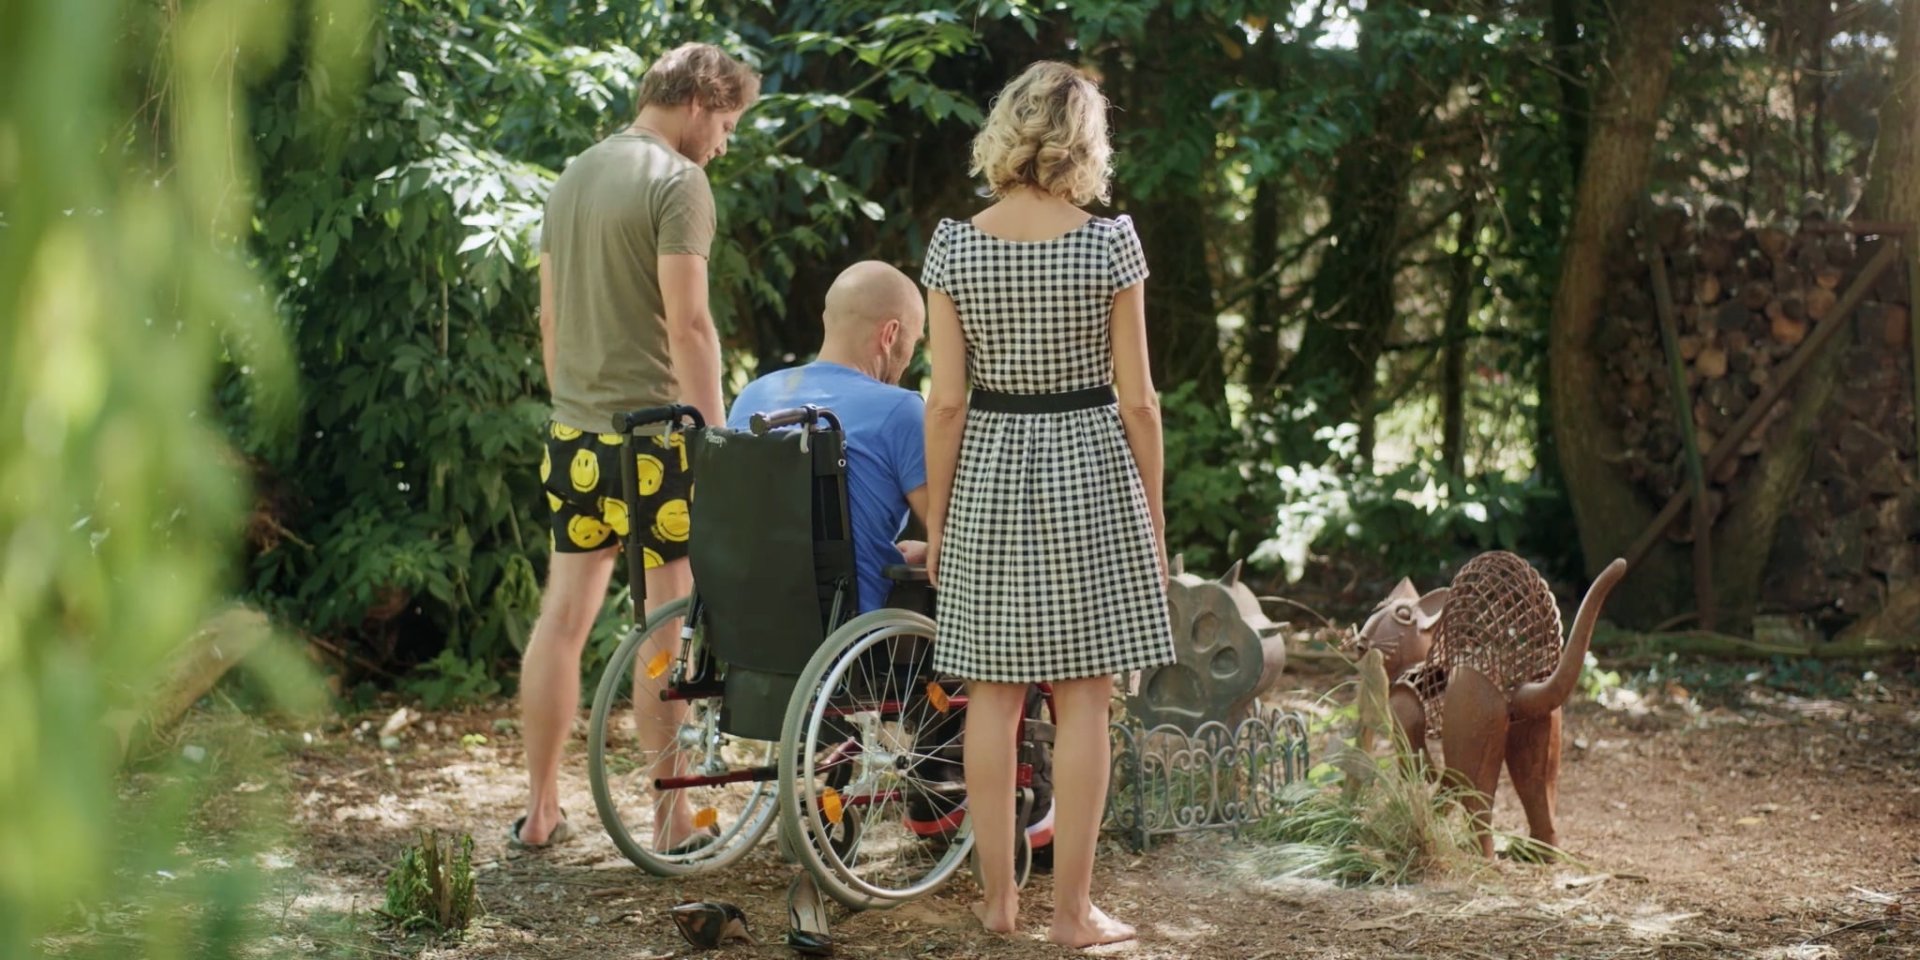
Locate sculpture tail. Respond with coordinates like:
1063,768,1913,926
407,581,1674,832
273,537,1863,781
1509,558,1628,720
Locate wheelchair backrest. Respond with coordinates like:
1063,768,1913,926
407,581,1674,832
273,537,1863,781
689,424,856,675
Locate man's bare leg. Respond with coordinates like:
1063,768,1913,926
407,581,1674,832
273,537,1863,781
518,547,620,844
631,556,701,849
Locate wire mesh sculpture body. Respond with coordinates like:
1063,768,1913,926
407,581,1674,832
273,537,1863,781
1352,551,1629,857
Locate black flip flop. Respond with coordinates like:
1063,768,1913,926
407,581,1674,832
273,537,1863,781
661,823,722,857
507,812,574,849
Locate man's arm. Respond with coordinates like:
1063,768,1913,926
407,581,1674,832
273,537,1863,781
658,253,726,427
539,254,557,390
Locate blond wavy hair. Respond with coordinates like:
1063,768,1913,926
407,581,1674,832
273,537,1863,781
969,62,1113,206
637,42,761,113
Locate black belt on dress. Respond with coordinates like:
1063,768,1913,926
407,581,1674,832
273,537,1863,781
970,384,1116,414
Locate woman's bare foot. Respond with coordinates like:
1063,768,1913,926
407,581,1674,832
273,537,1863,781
1049,905,1135,948
971,897,1019,934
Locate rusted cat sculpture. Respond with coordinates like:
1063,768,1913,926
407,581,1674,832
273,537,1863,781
1351,552,1629,857
1127,560,1287,734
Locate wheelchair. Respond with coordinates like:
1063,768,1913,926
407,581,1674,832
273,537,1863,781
585,402,1054,910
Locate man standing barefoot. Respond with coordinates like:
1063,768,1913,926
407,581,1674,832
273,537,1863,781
513,42,757,850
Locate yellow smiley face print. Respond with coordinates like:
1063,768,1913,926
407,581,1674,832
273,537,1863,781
569,448,600,492
551,422,583,441
600,495,630,537
597,432,623,446
642,547,665,569
634,453,664,496
540,445,552,484
651,498,690,543
566,514,612,550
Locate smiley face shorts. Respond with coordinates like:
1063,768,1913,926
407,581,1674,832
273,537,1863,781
540,420,692,568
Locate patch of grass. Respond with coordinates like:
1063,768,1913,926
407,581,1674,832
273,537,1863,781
380,831,479,935
1243,650,1482,886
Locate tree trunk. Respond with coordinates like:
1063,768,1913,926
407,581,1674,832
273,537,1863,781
1244,24,1287,407
1550,0,1697,626
1548,0,1595,182
1441,207,1482,486
1118,9,1225,407
1283,0,1426,465
1853,0,1920,224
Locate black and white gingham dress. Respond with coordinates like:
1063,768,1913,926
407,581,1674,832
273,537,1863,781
921,214,1175,683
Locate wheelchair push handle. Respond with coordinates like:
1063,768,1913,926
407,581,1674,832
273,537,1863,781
612,404,705,434
749,404,842,436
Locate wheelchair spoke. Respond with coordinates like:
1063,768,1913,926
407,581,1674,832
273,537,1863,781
589,598,778,876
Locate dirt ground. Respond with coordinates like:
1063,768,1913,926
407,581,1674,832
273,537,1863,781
214,660,1920,959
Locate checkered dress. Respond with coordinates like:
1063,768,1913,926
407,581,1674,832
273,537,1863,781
920,215,1176,683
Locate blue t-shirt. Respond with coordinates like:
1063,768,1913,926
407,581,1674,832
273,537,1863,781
727,362,927,613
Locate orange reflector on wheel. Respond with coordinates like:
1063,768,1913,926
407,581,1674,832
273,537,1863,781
927,682,951,713
693,807,718,830
821,787,844,825
645,650,672,679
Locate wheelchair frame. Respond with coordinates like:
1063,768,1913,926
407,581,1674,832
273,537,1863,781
585,403,1052,909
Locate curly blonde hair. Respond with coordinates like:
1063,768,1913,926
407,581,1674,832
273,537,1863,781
636,42,761,113
969,61,1113,206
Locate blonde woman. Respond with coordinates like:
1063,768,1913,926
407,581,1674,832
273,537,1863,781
921,61,1173,948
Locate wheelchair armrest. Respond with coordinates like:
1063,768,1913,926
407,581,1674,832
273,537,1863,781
884,563,929,583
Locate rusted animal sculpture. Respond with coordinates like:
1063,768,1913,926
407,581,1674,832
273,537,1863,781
1127,560,1288,734
1353,552,1629,857
1349,576,1449,767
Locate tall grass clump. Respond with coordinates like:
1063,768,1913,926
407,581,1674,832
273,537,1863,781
1243,651,1482,886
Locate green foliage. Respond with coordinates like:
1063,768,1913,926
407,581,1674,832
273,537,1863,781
381,831,479,935
1160,383,1285,571
1,0,353,955
230,1,985,678
1629,654,1890,707
402,649,503,709
1252,418,1555,583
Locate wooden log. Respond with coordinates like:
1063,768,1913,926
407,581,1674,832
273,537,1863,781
1806,285,1838,321
105,606,270,762
1652,243,1719,629
1694,272,1722,305
1771,312,1809,346
1696,344,1728,378
1592,625,1920,660
1886,303,1911,346
1756,225,1791,260
1623,240,1903,572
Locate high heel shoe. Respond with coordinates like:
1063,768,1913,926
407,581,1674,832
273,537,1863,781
785,872,833,956
669,900,755,950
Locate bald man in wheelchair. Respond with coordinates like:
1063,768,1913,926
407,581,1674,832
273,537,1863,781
726,260,931,613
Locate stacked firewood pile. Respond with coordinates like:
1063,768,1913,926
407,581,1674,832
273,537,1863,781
1598,202,1918,625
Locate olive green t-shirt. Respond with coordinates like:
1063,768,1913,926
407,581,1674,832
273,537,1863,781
541,131,715,433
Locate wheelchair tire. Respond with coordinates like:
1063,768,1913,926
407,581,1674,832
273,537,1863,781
588,597,778,876
777,608,973,911
968,819,1033,892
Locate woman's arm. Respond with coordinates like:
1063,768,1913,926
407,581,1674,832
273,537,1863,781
923,288,968,585
1110,281,1166,577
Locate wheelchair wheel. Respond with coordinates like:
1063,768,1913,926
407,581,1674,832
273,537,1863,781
778,609,972,910
588,597,777,876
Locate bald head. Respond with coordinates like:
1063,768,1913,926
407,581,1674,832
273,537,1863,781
819,261,926,384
